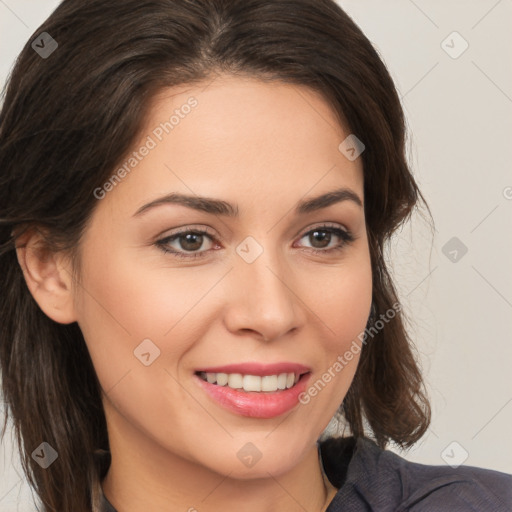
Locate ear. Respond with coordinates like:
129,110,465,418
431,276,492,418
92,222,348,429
15,227,78,324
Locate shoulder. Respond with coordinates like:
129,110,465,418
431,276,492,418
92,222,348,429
319,436,512,512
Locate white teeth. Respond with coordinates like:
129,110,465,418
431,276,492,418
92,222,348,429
277,373,287,390
199,372,301,392
216,373,228,386
261,375,278,391
228,373,243,389
242,374,261,392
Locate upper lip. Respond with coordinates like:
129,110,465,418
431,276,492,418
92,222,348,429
195,362,311,376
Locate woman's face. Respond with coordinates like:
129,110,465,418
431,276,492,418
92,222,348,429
71,74,372,479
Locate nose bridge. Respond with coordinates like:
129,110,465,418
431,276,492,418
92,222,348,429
227,235,300,339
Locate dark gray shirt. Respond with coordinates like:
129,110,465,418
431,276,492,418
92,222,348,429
97,436,512,511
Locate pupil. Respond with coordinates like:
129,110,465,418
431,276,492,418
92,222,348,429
181,233,203,251
311,230,330,248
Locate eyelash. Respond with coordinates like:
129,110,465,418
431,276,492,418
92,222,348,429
155,224,355,260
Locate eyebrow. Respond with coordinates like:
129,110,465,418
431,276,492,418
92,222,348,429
132,187,363,218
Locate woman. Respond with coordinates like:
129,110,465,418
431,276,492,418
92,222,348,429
0,1,510,511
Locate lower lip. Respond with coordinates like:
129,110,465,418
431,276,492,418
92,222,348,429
194,373,312,419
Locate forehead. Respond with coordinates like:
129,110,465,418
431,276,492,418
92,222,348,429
99,75,364,219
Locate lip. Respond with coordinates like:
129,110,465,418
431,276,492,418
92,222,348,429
194,362,311,376
194,371,312,419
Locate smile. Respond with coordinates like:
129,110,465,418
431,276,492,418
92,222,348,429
194,370,312,419
196,371,302,392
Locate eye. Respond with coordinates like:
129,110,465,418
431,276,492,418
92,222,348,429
155,227,217,260
155,223,355,260
295,223,355,255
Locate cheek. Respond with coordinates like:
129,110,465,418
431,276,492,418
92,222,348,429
307,251,373,351
297,250,373,407
74,238,239,402
73,241,195,389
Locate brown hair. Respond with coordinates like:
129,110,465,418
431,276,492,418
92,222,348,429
0,0,432,510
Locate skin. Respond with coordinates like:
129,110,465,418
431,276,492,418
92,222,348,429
16,74,373,512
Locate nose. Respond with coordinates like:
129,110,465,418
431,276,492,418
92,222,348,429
223,246,304,342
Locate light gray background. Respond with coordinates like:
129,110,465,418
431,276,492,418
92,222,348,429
1,0,511,509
